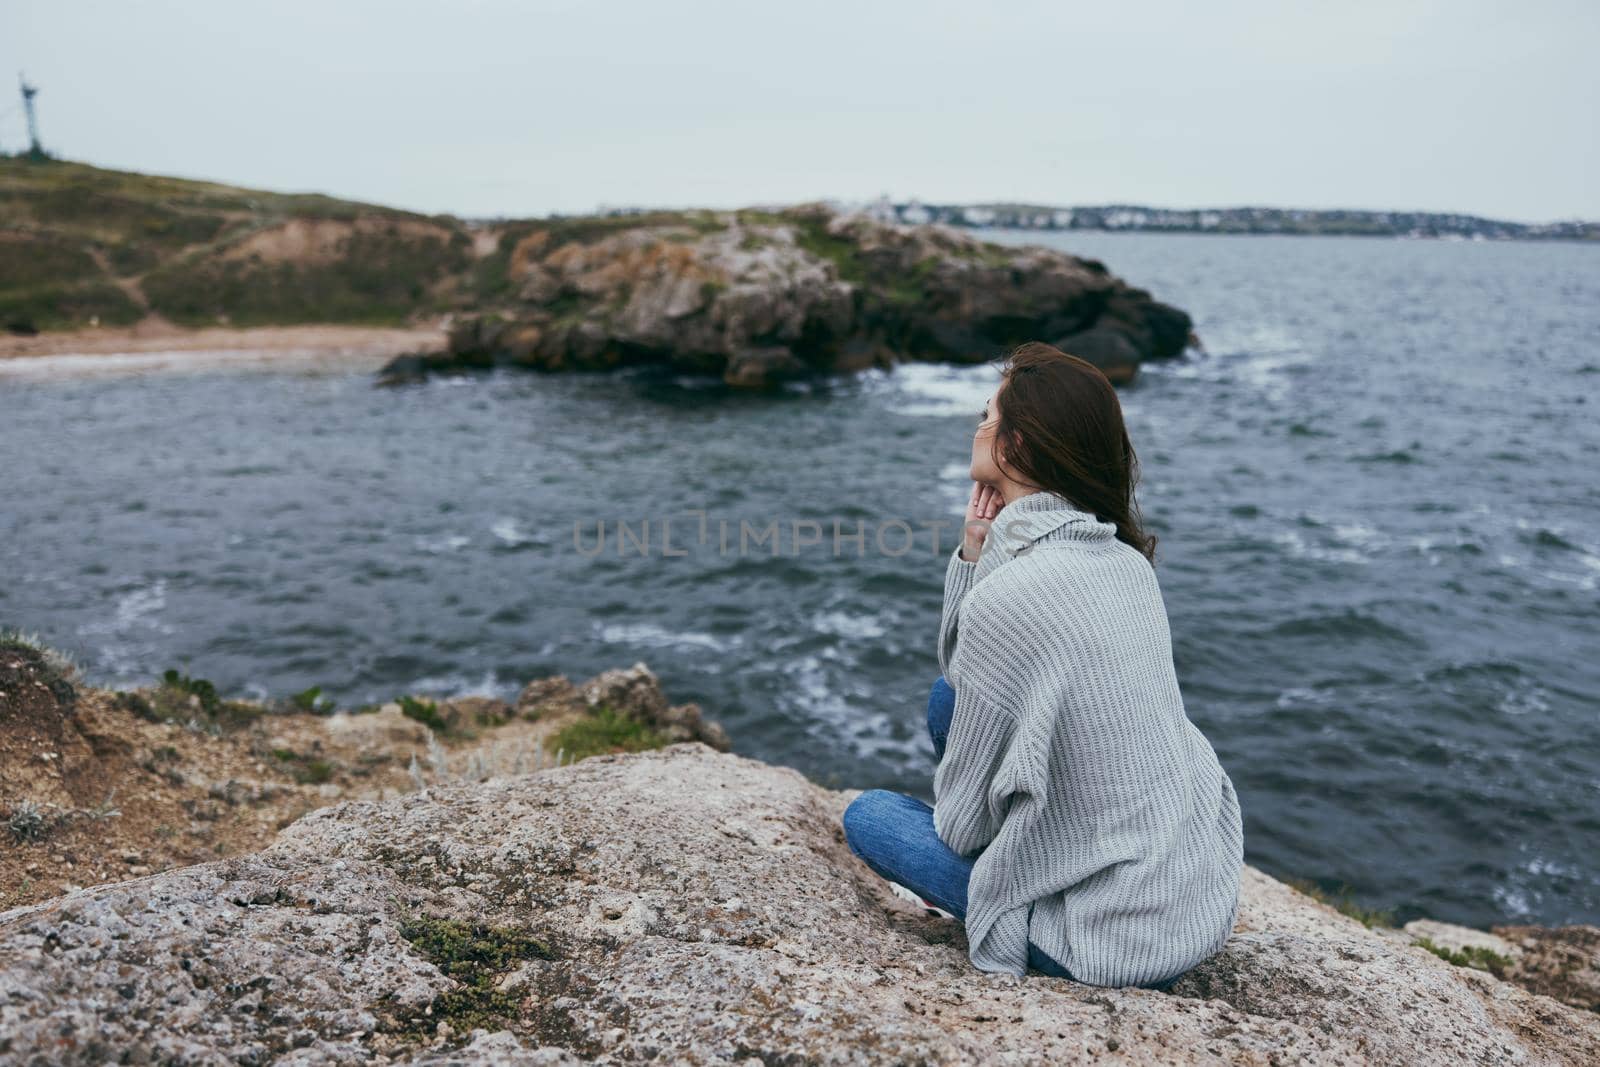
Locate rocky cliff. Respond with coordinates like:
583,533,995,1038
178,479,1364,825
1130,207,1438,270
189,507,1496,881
380,204,1192,388
5,638,1595,1064
3,750,1599,1063
0,637,726,911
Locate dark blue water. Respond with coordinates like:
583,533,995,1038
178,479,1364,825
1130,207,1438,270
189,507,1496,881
3,232,1597,929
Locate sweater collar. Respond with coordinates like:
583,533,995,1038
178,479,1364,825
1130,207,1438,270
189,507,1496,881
985,489,1118,561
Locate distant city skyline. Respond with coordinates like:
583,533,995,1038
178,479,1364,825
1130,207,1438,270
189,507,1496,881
6,0,1597,224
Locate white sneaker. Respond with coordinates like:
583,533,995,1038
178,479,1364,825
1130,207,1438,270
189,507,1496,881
886,879,956,920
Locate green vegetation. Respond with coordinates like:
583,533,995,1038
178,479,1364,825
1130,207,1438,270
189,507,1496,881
1284,877,1396,929
267,745,335,784
0,280,142,331
790,214,868,285
0,156,1047,345
161,668,221,714
0,155,470,330
731,208,791,228
398,694,449,733
883,254,940,306
292,758,335,785
113,689,158,721
536,209,726,250
0,232,100,288
142,225,471,327
947,239,1015,269
149,668,263,731
1413,936,1513,976
6,799,49,843
5,793,120,843
549,704,668,763
289,685,337,714
394,915,556,1036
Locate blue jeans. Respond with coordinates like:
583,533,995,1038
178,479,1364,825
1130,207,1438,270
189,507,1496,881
841,675,1181,991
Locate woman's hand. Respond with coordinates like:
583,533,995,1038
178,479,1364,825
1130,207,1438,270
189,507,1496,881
962,482,1003,561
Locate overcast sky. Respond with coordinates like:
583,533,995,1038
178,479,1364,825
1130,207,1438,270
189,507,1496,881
6,1,1596,222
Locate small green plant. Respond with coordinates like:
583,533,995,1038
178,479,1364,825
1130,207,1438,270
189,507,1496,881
290,685,337,714
792,215,869,285
1284,877,1396,929
394,915,556,1038
7,799,50,843
83,790,121,822
162,669,221,716
152,669,263,730
398,695,449,733
1413,936,1512,976
115,691,159,721
292,759,335,786
549,704,668,764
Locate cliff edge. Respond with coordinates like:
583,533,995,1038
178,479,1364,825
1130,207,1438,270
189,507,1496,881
3,740,1598,1065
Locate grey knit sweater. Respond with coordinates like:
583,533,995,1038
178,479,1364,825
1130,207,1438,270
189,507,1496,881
934,489,1243,987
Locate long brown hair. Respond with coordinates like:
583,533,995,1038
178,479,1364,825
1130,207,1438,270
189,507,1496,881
989,341,1160,564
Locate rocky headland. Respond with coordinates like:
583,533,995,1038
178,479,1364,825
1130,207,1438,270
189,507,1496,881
3,637,1596,1064
378,204,1194,388
1,158,1193,387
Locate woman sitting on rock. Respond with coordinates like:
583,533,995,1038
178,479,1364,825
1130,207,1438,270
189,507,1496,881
842,341,1244,990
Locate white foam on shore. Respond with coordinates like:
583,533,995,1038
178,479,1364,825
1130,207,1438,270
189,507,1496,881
811,610,887,640
403,667,518,703
594,622,738,654
73,578,175,677
863,361,1002,418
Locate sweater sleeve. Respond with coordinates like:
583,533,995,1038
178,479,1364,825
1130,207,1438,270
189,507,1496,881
937,542,980,679
933,566,1052,860
932,688,1021,858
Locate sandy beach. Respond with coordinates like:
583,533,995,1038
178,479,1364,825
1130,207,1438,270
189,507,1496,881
0,321,447,380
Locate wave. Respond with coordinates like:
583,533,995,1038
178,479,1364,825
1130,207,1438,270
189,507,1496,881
864,361,1001,418
594,621,740,654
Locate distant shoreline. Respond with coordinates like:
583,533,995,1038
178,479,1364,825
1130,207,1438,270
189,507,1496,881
853,200,1600,243
978,226,1600,246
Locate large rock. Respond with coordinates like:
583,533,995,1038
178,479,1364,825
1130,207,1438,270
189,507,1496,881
1,743,1594,1064
378,205,1194,388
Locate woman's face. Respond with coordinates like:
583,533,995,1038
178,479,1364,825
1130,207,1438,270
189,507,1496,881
970,387,1006,486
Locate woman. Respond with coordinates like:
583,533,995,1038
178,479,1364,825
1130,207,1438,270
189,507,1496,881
841,341,1243,990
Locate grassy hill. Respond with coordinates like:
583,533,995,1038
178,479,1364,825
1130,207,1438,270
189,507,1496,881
0,157,824,334
0,156,480,331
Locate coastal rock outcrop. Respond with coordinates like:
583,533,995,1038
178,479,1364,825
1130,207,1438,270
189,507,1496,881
377,205,1192,388
3,742,1597,1065
0,638,727,911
